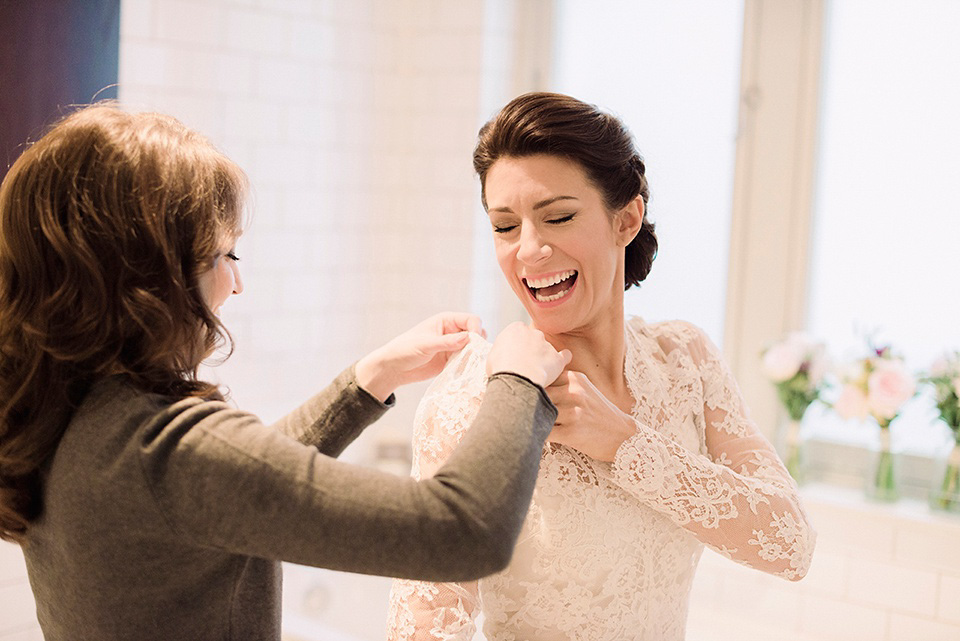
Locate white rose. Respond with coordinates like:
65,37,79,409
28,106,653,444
785,331,814,349
763,342,805,382
834,384,869,420
866,359,916,421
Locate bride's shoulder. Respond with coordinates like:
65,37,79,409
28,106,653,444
629,316,710,352
422,331,490,399
443,331,490,379
413,333,489,456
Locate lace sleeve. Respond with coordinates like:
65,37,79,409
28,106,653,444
612,323,816,580
387,336,487,640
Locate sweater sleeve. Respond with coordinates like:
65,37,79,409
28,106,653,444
269,364,393,457
137,368,557,582
610,323,816,580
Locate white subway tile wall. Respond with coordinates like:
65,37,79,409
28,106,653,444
687,485,960,641
112,0,498,440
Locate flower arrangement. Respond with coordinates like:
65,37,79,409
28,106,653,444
833,344,916,501
923,352,960,434
833,345,916,428
762,332,828,421
922,352,960,511
761,333,828,482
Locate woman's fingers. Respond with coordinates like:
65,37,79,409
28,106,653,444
487,322,568,387
433,312,484,337
418,330,471,355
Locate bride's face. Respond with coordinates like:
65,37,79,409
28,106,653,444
485,154,634,335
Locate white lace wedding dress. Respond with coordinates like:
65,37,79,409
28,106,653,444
386,317,815,641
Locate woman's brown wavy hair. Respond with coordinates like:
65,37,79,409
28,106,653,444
0,104,247,543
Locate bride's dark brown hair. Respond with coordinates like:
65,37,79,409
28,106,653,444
0,104,247,543
473,92,658,290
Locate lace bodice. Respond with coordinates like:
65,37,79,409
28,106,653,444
387,318,815,641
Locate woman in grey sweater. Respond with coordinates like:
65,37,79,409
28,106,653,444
0,104,570,640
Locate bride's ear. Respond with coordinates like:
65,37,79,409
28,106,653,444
615,197,644,247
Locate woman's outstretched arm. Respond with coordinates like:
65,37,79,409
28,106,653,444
139,367,556,582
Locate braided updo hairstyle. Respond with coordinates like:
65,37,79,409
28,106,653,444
473,92,657,289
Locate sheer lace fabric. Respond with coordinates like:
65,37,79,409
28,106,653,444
387,318,815,641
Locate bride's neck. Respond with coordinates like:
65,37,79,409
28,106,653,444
538,310,627,394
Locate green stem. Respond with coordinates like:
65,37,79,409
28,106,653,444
935,464,960,509
932,444,960,511
870,428,898,501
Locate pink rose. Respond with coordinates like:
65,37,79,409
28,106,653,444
834,384,869,420
763,342,805,382
866,359,916,421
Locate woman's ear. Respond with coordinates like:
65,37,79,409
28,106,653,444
616,196,644,246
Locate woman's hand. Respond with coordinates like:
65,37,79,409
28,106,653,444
546,371,637,462
355,312,485,401
486,322,571,388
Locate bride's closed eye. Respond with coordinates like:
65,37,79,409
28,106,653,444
226,251,240,262
547,213,576,225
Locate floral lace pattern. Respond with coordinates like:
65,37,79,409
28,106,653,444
387,318,816,641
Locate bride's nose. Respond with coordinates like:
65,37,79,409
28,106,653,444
516,224,552,264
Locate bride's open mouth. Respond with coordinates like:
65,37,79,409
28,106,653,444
523,270,578,303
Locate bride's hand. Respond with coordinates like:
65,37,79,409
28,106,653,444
355,312,485,401
546,371,637,462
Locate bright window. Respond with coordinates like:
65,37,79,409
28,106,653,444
805,0,960,454
551,0,745,342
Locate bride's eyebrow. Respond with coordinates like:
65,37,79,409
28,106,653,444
488,195,580,214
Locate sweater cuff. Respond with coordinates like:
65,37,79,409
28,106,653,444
487,371,557,415
349,363,396,409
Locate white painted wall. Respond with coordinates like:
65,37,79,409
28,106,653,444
689,486,960,641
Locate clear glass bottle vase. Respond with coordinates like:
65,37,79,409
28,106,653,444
929,437,960,513
781,419,805,485
866,425,899,502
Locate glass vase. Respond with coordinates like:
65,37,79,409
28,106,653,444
865,425,899,502
781,419,806,485
929,438,960,513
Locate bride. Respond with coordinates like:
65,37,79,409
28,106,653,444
386,92,815,641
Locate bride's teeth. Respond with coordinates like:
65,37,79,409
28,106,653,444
525,270,576,289
534,286,574,302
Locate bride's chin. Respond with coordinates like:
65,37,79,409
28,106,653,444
525,311,570,336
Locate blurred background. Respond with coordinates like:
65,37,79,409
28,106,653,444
1,1,959,640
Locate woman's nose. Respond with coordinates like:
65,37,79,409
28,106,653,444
232,265,244,295
516,225,552,264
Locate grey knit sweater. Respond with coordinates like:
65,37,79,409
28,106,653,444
21,366,557,640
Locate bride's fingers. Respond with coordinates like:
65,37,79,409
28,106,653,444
551,404,579,426
545,389,571,409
